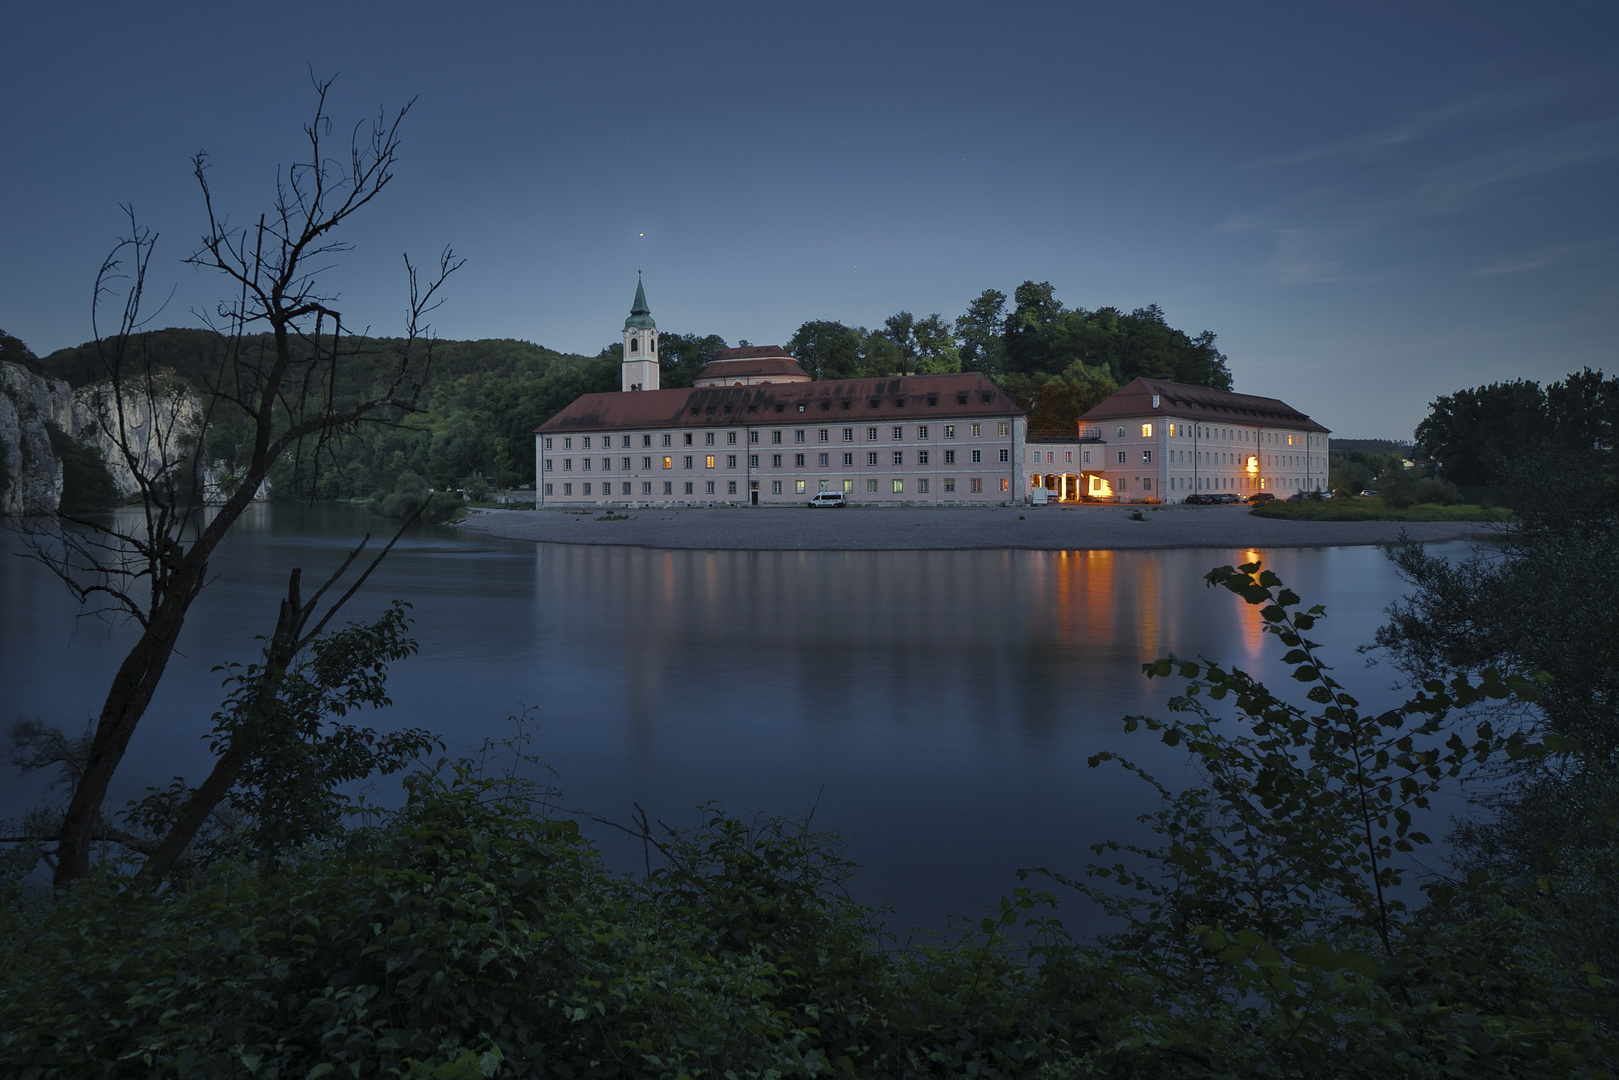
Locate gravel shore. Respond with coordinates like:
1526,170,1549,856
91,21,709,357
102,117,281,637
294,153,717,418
455,504,1503,551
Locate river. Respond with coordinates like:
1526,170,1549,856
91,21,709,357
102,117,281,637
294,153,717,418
0,504,1464,928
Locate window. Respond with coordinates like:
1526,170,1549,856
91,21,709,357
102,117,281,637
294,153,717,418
944,478,956,492
663,456,672,469
843,480,854,493
1116,426,1126,438
563,482,573,495
919,479,929,493
662,434,671,447
1065,451,1072,463
583,436,592,449
727,454,737,468
971,423,982,437
892,479,904,493
772,480,782,494
867,451,879,466
727,432,737,444
772,430,782,444
545,459,554,472
842,452,853,466
642,456,652,469
706,480,715,494
622,457,630,470
622,435,631,448
643,434,652,447
918,450,929,465
1000,478,1009,492
918,424,928,439
1142,477,1152,491
749,431,759,444
892,451,903,466
1141,423,1153,437
544,483,554,495
892,425,903,440
683,455,693,469
582,482,591,495
727,480,737,494
772,454,783,468
795,480,806,494
622,482,631,495
582,458,591,471
957,393,968,405
684,433,693,445
819,429,829,442
997,422,1009,436
795,430,805,443
684,481,693,494
642,481,652,494
842,428,854,442
944,449,955,464
1082,450,1090,464
564,437,573,450
705,455,715,469
750,454,759,468
867,427,878,441
999,448,1009,462
867,479,878,493
818,453,828,466
564,458,573,471
795,453,805,467
1142,450,1152,463
603,458,612,470
944,425,955,439
971,449,982,463
704,432,714,446
544,437,553,450
1169,423,1176,437
663,481,673,494
970,478,983,493
1116,451,1127,464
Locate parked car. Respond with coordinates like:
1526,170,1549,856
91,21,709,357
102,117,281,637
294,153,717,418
1211,493,1243,504
807,491,846,508
1246,492,1276,505
1184,493,1216,505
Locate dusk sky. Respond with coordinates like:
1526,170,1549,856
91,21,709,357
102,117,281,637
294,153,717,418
4,2,1616,439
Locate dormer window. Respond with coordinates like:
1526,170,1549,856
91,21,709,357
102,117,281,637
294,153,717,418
927,395,938,406
957,394,968,405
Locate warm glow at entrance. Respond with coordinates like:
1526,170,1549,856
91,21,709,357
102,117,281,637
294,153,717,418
1086,473,1114,498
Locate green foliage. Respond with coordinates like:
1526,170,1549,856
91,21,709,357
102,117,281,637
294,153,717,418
43,420,119,512
1250,497,1507,522
1414,369,1618,487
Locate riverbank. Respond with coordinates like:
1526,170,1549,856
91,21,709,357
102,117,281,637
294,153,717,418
456,503,1504,551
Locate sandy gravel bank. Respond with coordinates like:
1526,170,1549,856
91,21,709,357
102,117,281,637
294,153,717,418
456,504,1503,552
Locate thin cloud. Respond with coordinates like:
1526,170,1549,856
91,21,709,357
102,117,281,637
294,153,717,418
1409,122,1619,214
1466,236,1619,277
1267,229,1351,285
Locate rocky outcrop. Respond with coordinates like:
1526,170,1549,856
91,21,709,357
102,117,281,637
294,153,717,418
0,360,259,515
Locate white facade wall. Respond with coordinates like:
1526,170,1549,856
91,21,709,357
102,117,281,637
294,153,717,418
1094,417,1329,501
538,414,1024,506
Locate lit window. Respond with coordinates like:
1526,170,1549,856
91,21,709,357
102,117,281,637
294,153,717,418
971,423,981,437
893,479,904,493
970,478,982,493
843,480,854,493
795,480,806,493
663,456,672,469
1141,423,1152,437
867,479,878,493
944,425,955,439
998,422,1009,436
1169,423,1176,437
1000,478,1009,492
1142,450,1152,463
705,455,715,468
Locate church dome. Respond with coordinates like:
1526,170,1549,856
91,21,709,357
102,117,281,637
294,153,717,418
623,278,655,331
692,346,810,387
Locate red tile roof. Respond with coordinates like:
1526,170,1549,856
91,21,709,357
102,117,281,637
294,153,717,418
536,373,1022,433
1079,377,1329,434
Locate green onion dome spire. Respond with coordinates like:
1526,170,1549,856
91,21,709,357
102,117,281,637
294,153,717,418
624,276,655,331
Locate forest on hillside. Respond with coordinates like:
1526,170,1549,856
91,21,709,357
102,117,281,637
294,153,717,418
20,281,1232,502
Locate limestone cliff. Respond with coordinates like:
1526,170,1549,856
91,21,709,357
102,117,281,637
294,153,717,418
0,360,255,515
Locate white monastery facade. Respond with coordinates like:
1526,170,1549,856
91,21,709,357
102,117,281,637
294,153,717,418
534,283,1328,507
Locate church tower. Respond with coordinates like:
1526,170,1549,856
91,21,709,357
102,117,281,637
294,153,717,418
621,276,659,392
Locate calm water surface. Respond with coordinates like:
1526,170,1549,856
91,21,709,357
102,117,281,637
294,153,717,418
0,505,1458,927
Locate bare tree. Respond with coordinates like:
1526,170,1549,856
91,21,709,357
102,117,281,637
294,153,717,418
26,75,461,889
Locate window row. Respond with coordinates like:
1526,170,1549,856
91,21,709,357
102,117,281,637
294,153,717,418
542,421,1011,453
543,476,1005,497
544,446,1011,472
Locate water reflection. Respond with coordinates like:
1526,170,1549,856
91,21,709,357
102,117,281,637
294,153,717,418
0,506,1443,929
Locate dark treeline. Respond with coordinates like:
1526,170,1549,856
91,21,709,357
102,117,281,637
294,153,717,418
24,285,1230,502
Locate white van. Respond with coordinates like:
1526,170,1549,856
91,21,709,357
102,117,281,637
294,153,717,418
1029,487,1049,507
808,491,846,508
